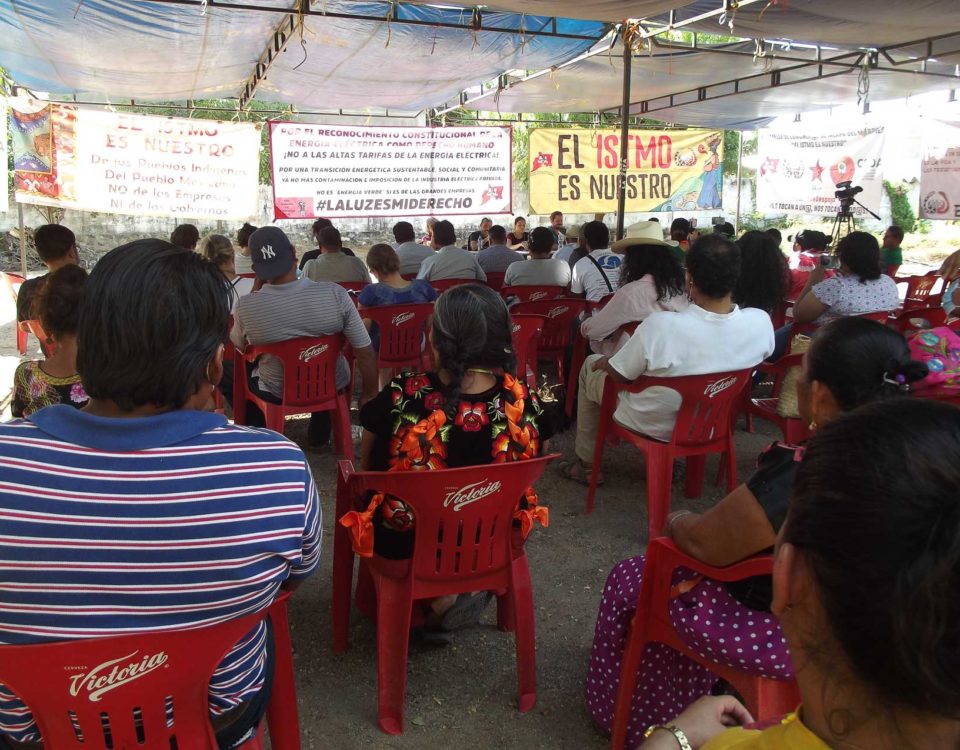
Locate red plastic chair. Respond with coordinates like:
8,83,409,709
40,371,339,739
744,354,812,444
901,273,943,308
888,306,946,333
511,298,586,405
586,369,752,539
792,309,891,339
360,303,434,375
18,319,55,357
0,594,301,750
610,538,800,749
238,272,258,279
484,271,506,292
511,313,547,390
2,271,27,354
331,455,558,734
429,277,475,294
500,284,567,303
400,272,417,281
336,280,368,293
233,334,354,458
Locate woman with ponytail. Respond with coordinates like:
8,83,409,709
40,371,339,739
356,284,555,635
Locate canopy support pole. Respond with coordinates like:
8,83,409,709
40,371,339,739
17,204,26,280
616,34,632,241
734,130,744,235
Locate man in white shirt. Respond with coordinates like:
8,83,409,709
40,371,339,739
561,234,775,481
570,221,621,301
393,220,434,276
302,226,371,284
476,225,525,274
417,220,487,282
504,226,571,288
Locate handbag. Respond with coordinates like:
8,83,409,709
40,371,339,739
907,327,960,392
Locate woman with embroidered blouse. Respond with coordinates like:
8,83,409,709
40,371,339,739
585,318,927,748
11,264,88,418
355,284,555,634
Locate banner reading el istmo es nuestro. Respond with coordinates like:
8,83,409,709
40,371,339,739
527,128,724,215
270,124,512,220
920,119,960,220
11,98,261,219
757,122,885,217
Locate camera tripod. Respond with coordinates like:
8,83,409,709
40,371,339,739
828,198,882,249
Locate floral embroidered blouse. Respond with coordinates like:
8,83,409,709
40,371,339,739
11,361,88,418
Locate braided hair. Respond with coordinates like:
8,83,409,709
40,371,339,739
430,284,517,419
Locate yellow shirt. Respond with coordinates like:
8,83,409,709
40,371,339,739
702,713,831,750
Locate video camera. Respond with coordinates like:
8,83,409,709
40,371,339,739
834,180,863,212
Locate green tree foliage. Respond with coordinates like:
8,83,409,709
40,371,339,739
884,180,917,233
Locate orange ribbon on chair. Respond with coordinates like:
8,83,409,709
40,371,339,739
339,492,385,558
513,487,549,540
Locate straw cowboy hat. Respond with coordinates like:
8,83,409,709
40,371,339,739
610,220,679,252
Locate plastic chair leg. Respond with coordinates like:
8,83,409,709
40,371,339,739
610,619,650,750
331,521,355,653
510,554,537,713
723,442,738,493
264,406,286,434
333,399,355,460
585,424,608,515
375,577,413,735
644,451,673,540
683,455,706,499
16,326,26,356
265,600,302,750
496,589,516,632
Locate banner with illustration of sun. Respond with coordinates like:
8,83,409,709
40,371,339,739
528,128,723,215
757,121,885,217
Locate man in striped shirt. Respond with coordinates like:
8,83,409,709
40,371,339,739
0,240,320,746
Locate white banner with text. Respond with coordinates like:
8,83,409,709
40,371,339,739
269,123,512,219
920,119,960,220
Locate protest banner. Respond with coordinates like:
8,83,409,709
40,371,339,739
269,124,511,219
757,122,885,217
10,98,260,219
527,128,724,215
919,119,960,220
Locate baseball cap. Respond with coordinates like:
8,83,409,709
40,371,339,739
249,226,295,281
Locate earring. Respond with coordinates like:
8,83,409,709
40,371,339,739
808,419,817,431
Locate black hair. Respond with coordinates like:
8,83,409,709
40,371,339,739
581,221,610,251
366,243,400,275
170,224,200,250
318,226,342,249
431,284,516,420
669,217,690,242
76,239,230,412
734,230,789,313
529,226,554,256
392,221,415,243
619,244,685,302
805,317,927,410
34,264,87,338
715,221,736,238
432,220,456,247
488,225,507,244
795,229,829,251
766,227,782,245
237,222,258,249
513,216,526,228
312,218,333,241
34,224,76,264
887,225,905,243
785,398,960,719
685,233,741,299
838,231,882,282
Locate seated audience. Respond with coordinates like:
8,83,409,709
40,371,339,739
669,217,692,265
16,223,79,324
421,216,437,246
787,229,830,300
560,234,773,484
580,226,688,356
200,233,254,312
417,220,486,282
393,220,433,276
232,227,378,449
506,216,530,250
552,223,581,265
766,226,782,248
476,224,525,274
571,221,621,302
734,230,789,315
11,265,88,417
0,239,319,747
881,224,904,276
642,396,958,750
170,223,200,250
302,226,370,285
503,226,572,288
585,317,927,747
299,218,356,270
235,221,257,275
352,284,554,634
713,221,736,239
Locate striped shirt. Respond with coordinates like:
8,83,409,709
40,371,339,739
231,277,371,396
0,406,321,742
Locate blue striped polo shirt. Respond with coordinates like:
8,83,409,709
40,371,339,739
0,406,321,742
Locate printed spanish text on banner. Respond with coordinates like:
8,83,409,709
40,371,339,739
10,98,261,220
919,119,960,220
756,121,886,217
527,128,724,215
269,124,512,220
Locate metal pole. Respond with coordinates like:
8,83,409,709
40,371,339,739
17,203,26,279
616,33,633,241
734,130,744,235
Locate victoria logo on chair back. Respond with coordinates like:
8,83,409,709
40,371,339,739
299,343,329,362
442,480,502,512
547,305,569,319
704,376,738,399
512,323,521,333
391,312,415,326
67,650,169,702
529,291,548,301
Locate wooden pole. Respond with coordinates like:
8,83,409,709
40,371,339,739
615,33,633,241
17,203,26,279
734,130,744,235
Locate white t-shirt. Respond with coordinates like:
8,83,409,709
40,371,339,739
504,257,571,288
227,276,255,313
571,248,622,301
234,252,254,275
553,243,579,264
811,273,899,323
608,304,775,441
417,245,487,282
